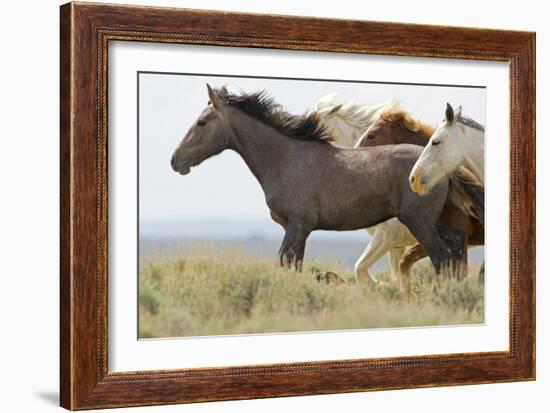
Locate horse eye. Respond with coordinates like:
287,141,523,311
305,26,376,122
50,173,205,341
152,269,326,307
367,132,376,140
432,140,440,146
197,119,207,127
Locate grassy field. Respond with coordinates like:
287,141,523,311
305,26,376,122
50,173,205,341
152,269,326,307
138,244,484,338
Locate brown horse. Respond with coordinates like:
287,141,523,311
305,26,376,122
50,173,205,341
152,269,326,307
357,107,484,280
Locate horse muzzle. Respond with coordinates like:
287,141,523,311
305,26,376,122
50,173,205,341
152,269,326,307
171,154,192,175
409,169,428,195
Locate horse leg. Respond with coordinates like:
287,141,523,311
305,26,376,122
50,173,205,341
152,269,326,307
399,243,427,294
291,230,310,272
478,261,485,284
398,216,451,290
354,230,389,287
389,247,405,284
436,222,467,280
278,225,297,268
457,238,468,281
278,220,310,271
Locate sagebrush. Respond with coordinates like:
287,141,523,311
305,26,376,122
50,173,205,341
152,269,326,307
139,244,484,338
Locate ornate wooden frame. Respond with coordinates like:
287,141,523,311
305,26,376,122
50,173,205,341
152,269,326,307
60,2,536,410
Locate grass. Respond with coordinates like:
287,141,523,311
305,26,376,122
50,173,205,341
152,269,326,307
138,243,484,338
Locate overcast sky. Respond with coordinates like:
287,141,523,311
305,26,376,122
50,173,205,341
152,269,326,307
138,73,485,239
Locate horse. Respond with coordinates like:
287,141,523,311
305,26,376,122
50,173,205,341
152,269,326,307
409,103,485,195
313,94,393,148
171,85,466,285
315,98,481,285
357,105,484,280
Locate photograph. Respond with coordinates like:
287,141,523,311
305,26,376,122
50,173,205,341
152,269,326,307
138,73,486,339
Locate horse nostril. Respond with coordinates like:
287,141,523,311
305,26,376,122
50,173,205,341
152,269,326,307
410,175,415,183
171,154,176,169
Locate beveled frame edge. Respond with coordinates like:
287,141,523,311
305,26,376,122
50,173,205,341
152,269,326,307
60,1,535,410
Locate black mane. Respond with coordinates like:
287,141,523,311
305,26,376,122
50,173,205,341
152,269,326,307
214,87,334,143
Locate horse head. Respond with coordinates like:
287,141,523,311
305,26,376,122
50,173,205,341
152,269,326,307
171,84,231,175
409,103,466,195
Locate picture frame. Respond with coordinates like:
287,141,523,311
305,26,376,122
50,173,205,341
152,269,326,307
60,1,535,410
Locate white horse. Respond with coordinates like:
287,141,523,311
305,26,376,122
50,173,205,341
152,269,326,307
314,94,393,147
314,95,415,289
409,103,485,195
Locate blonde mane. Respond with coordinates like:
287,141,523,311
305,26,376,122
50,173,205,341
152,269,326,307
379,106,435,139
315,94,399,130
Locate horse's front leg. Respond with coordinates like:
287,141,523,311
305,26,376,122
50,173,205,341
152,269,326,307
278,225,295,267
278,220,311,271
399,243,427,295
354,229,388,287
293,234,308,272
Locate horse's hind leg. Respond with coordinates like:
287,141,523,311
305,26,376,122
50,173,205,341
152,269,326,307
436,222,467,280
398,216,451,289
478,261,485,284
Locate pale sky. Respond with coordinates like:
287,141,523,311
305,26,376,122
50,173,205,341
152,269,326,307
138,73,485,238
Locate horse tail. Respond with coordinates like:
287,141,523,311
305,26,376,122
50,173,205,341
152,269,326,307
448,166,485,227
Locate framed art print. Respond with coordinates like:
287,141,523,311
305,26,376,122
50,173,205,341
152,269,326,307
60,2,535,409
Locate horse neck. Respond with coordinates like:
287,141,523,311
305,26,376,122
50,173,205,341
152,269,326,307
224,108,295,185
331,118,364,148
397,127,431,147
460,128,485,183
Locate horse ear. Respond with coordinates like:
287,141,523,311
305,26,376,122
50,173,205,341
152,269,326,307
445,102,454,124
456,105,463,117
318,104,342,117
329,104,342,115
206,83,222,110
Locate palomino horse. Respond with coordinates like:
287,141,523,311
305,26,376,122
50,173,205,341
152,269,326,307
315,98,481,286
410,103,485,193
357,106,484,280
172,85,465,283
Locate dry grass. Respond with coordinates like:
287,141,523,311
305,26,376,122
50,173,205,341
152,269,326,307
138,244,484,338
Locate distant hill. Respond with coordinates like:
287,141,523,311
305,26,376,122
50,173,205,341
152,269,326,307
140,218,369,241
140,237,484,272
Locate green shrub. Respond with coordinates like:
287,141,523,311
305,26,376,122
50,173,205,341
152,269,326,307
139,284,161,315
137,245,484,338
435,278,484,315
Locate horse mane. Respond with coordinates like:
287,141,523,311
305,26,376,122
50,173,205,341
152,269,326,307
456,114,485,132
315,94,398,130
448,166,485,225
379,104,435,139
214,87,334,143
